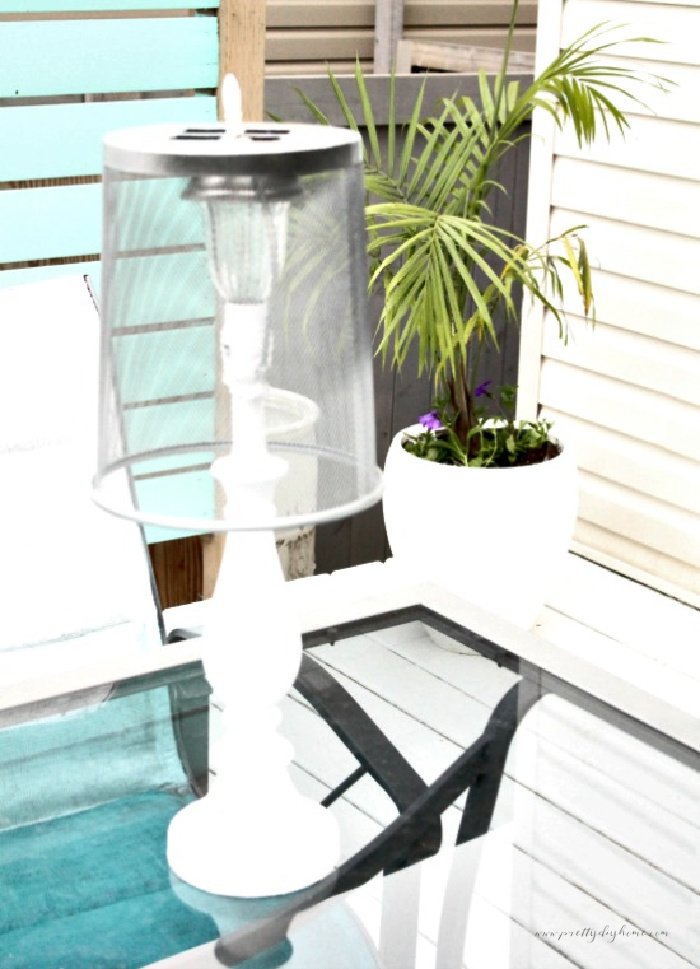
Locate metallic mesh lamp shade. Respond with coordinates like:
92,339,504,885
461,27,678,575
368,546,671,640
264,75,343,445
94,123,382,533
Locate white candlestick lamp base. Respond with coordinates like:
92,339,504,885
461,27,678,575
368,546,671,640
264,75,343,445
166,526,340,898
167,783,339,899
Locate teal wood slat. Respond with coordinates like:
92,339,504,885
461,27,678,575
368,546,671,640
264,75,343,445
0,98,217,182
8,2,218,10
0,179,211,263
124,398,214,456
0,183,101,263
109,251,213,327
116,323,215,404
109,177,205,252
0,261,101,291
138,469,214,544
0,19,218,98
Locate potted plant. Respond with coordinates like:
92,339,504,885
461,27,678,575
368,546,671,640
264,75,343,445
299,4,664,626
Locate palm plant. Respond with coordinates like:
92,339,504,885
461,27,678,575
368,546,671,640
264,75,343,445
299,1,664,465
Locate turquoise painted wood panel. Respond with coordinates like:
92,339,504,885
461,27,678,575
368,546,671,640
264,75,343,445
0,98,217,182
109,251,213,327
0,18,218,98
124,398,214,455
116,324,215,404
0,261,101,290
0,179,211,263
109,177,206,252
137,470,215,544
9,2,217,10
0,183,101,263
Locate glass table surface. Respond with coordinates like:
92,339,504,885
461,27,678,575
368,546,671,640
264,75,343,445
0,606,697,969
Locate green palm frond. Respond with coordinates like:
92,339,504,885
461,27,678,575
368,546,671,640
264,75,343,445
295,3,666,444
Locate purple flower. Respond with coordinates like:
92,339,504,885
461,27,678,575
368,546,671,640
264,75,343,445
418,410,442,431
474,380,493,398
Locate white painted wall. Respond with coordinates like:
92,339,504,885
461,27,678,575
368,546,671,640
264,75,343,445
518,0,700,605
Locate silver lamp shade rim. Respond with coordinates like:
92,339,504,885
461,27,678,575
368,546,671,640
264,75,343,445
103,122,362,177
93,442,383,534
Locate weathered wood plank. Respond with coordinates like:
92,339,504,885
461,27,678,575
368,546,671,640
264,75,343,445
374,0,404,73
219,0,265,120
0,18,218,98
397,39,535,73
267,27,536,66
0,98,216,182
404,0,538,26
0,260,101,289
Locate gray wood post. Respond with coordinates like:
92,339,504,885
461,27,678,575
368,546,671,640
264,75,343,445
374,0,404,74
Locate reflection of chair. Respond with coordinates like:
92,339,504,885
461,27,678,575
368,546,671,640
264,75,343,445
0,277,428,966
213,663,541,968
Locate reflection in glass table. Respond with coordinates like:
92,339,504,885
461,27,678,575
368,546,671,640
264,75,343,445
0,607,697,969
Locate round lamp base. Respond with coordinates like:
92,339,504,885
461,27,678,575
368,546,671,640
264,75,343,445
167,792,340,898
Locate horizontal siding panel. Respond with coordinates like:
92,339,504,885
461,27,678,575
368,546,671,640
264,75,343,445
545,412,700,514
542,319,700,405
524,0,699,604
577,471,700,568
559,272,700,350
0,183,101,262
0,18,218,98
266,0,537,31
551,157,700,236
554,113,700,182
404,0,538,26
573,522,700,600
550,209,700,294
266,61,369,75
590,58,700,125
267,27,536,66
400,25,536,50
561,1,700,66
539,360,699,460
0,97,216,182
268,0,374,28
267,28,373,63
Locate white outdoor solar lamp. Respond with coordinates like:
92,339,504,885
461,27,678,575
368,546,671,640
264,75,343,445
93,82,382,897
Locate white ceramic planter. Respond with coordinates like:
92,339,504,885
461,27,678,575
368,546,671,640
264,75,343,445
382,425,579,629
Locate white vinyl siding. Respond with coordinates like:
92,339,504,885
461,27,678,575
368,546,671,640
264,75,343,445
518,0,700,605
